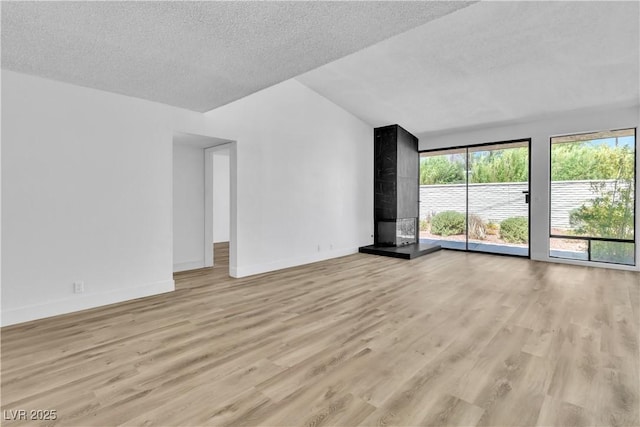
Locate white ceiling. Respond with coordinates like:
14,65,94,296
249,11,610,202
297,1,640,137
1,1,474,112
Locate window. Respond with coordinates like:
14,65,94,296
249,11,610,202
550,128,636,265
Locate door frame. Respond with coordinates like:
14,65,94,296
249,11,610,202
204,142,238,275
419,138,532,258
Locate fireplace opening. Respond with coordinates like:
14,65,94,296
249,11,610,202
377,218,417,247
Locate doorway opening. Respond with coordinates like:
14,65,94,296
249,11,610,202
172,132,237,277
204,144,233,272
419,139,531,257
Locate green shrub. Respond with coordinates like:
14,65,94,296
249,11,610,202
486,222,499,235
591,241,634,264
500,217,528,243
568,180,634,240
431,211,465,236
419,219,430,231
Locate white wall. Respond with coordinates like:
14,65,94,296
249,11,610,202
172,144,205,272
417,104,640,270
2,71,372,324
213,149,230,243
1,70,214,326
203,79,373,277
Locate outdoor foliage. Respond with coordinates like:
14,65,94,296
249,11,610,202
469,148,528,183
486,222,499,236
500,217,528,244
591,241,635,264
550,143,600,181
420,156,465,185
431,211,465,236
468,214,487,240
420,149,528,185
569,182,635,239
567,145,635,240
421,143,634,184
551,143,634,181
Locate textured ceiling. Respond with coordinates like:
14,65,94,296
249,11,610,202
297,1,640,136
1,1,474,112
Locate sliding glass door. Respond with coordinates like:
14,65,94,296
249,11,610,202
419,140,530,257
467,141,529,256
419,148,467,250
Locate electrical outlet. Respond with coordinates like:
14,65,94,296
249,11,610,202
74,281,84,294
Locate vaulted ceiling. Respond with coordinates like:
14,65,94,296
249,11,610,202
1,1,473,112
297,1,640,136
3,1,637,135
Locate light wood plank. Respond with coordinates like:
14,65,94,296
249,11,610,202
1,244,638,426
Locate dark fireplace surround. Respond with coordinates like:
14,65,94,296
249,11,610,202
359,124,441,259
373,124,419,247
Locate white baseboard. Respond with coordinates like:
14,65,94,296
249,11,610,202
1,279,175,327
173,260,205,272
234,247,359,278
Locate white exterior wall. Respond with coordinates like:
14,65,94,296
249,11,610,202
421,180,623,229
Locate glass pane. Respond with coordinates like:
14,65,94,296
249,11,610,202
549,238,588,261
550,129,635,241
419,149,467,250
591,241,635,265
467,142,529,256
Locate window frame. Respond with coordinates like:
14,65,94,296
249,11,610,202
548,128,637,266
419,138,531,258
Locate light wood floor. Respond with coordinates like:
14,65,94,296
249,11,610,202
1,244,639,426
